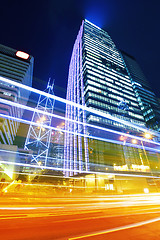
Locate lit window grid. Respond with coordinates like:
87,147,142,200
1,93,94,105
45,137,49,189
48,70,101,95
84,84,143,123
84,87,140,109
87,99,144,123
84,39,124,67
85,71,134,93
86,78,136,100
83,30,123,60
84,34,120,59
86,96,143,120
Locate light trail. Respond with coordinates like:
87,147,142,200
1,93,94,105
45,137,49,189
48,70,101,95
1,97,158,145
1,200,160,220
69,216,160,239
53,210,160,224
0,207,36,210
1,159,160,179
0,170,83,180
0,76,159,136
1,113,160,155
0,207,63,210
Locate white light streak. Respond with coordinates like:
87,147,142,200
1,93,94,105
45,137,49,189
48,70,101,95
1,113,160,154
69,217,160,239
0,159,160,179
0,207,36,210
1,97,159,146
0,76,159,137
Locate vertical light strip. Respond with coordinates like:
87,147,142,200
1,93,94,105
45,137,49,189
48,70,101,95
79,21,89,171
67,66,71,175
76,51,82,172
73,47,77,171
77,28,83,173
65,48,73,176
69,55,74,176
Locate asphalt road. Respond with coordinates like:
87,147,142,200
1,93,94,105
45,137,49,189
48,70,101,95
0,194,160,240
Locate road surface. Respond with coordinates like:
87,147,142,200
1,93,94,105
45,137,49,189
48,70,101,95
0,194,160,239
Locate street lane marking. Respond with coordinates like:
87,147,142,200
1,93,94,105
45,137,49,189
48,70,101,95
69,216,160,239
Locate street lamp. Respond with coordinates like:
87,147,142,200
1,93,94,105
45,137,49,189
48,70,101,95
144,132,152,139
131,139,137,144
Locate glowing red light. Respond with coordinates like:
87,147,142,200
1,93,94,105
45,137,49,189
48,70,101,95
16,51,29,59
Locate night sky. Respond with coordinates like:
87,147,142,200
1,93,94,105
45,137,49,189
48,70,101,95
1,0,160,99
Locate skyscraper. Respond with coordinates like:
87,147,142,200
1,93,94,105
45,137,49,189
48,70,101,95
68,20,145,125
0,44,34,144
121,51,160,131
64,20,159,177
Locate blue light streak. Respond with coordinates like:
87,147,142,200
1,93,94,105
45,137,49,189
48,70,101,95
1,97,160,147
1,113,160,154
0,76,159,136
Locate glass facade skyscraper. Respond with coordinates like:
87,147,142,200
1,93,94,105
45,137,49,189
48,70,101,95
82,21,145,128
64,20,159,176
121,51,160,131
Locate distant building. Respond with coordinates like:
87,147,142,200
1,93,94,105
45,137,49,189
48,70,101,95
121,51,160,131
0,44,34,144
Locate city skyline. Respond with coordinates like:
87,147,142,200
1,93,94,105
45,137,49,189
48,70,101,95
1,2,160,237
1,0,160,99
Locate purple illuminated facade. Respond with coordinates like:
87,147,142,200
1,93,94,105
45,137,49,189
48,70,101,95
64,21,89,176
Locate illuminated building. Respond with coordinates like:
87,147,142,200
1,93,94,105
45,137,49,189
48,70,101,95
80,21,145,128
0,44,34,144
64,20,148,176
121,51,160,131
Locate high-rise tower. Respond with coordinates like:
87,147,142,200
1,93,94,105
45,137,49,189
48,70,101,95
121,51,160,131
0,44,34,144
64,20,146,176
